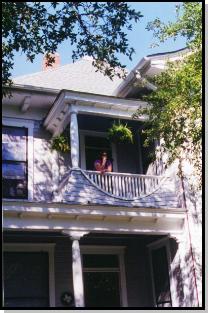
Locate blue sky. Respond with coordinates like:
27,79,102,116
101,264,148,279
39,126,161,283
12,2,186,78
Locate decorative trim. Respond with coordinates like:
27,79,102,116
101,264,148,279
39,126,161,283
21,96,31,113
3,243,56,307
43,89,148,136
2,117,34,201
2,200,185,213
62,230,89,240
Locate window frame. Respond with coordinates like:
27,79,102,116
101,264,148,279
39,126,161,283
79,130,118,171
3,243,56,307
147,237,173,308
80,245,127,307
3,125,28,199
2,118,34,201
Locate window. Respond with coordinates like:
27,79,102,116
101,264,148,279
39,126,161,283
80,130,117,171
2,126,28,199
81,246,127,307
85,136,112,170
148,238,172,307
3,243,55,307
4,252,49,307
151,246,172,307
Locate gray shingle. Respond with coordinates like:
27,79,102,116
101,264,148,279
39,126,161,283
13,56,124,96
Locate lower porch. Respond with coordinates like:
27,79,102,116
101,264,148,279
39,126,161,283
3,230,188,308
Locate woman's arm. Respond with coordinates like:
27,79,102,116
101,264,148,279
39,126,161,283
94,160,102,171
104,162,112,173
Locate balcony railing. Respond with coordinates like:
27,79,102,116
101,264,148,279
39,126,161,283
83,170,165,200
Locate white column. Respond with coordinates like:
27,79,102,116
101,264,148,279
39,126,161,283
62,230,89,307
70,108,79,168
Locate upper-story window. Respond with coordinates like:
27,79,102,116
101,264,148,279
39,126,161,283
2,126,28,199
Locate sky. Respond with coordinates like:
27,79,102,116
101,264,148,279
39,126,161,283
11,2,186,78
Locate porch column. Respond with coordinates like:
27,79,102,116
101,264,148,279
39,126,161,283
62,230,89,307
70,107,79,168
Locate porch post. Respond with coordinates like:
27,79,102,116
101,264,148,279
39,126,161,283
62,230,89,307
69,107,79,168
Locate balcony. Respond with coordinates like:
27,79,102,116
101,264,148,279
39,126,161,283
43,92,177,206
83,170,165,200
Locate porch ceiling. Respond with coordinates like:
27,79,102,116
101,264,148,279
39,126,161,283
43,90,149,136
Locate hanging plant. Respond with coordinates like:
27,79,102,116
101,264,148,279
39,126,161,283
51,133,70,153
107,121,133,144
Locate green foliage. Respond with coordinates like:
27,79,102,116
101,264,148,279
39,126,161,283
51,134,70,153
107,121,133,144
2,2,142,96
134,2,202,186
146,2,202,50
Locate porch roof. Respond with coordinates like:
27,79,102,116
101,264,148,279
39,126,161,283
43,89,149,136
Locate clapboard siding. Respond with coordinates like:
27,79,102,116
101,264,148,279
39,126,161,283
54,237,74,307
33,121,71,202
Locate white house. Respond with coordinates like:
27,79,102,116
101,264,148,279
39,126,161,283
2,48,202,308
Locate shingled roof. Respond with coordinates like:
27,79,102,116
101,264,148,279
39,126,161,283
13,56,124,96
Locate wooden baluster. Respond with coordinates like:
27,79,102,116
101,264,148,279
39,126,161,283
127,176,130,198
145,177,148,193
109,175,112,194
134,177,139,197
122,176,125,197
143,177,146,194
150,178,152,190
105,174,108,192
118,176,121,197
141,177,144,195
114,175,116,196
135,177,138,197
123,176,126,197
119,175,122,196
126,176,129,198
132,177,135,197
95,173,98,185
97,173,101,189
92,173,95,184
137,177,141,195
115,175,119,196
111,175,115,195
141,177,144,194
128,177,131,198
134,177,138,197
140,177,142,195
101,174,104,189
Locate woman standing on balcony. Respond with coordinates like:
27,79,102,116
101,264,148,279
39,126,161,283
94,151,112,174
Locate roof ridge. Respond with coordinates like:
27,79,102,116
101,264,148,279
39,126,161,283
146,47,188,58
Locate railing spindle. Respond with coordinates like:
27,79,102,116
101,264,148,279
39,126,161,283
83,170,164,200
